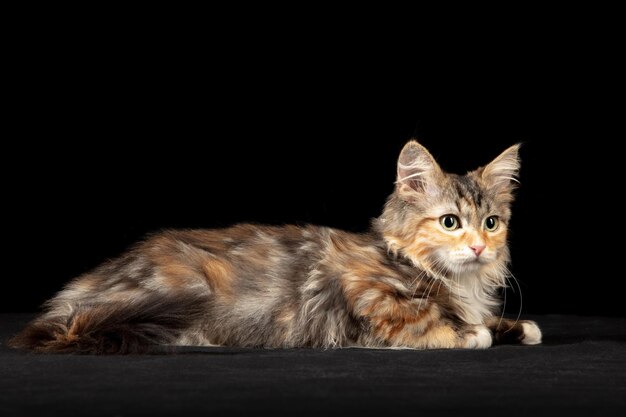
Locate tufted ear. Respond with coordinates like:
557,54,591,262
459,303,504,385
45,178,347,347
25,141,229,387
482,144,521,192
396,141,442,199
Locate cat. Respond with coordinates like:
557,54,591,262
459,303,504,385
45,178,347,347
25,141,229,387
8,140,541,354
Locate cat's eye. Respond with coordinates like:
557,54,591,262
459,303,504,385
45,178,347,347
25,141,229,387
440,215,461,231
485,216,499,232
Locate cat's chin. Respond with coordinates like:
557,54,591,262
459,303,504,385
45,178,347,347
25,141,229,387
444,259,485,274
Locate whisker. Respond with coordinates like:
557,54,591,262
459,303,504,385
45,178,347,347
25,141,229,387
497,283,507,332
503,266,523,333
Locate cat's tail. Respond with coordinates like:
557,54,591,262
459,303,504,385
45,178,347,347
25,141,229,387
7,292,207,354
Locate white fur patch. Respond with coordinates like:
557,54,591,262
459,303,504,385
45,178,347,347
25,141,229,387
463,325,492,349
449,273,500,325
521,321,542,345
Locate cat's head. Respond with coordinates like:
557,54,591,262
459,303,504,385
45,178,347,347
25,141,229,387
378,140,520,277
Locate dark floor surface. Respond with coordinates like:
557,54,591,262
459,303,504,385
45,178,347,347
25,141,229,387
1,314,625,416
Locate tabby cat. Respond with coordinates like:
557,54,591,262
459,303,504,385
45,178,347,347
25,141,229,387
9,141,541,354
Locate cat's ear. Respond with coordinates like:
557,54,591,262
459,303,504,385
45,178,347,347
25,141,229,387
482,144,521,192
396,140,442,199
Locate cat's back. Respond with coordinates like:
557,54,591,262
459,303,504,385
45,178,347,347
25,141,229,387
140,223,394,300
141,223,334,288
154,222,326,258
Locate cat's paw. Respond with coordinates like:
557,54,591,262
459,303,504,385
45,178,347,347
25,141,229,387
520,321,542,345
462,325,493,349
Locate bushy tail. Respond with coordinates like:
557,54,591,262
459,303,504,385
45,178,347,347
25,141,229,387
8,293,207,354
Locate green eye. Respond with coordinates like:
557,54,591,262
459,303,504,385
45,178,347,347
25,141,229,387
440,215,461,231
485,216,499,232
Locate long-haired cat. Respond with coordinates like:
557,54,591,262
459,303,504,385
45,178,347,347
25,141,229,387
9,141,541,354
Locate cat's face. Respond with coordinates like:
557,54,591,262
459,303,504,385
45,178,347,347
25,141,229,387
380,141,520,277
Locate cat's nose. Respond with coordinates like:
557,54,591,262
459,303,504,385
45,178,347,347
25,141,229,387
469,245,486,256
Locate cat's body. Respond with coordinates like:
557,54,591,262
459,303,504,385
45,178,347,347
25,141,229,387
9,141,542,353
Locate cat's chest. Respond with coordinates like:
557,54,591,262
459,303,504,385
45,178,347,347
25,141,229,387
449,275,497,324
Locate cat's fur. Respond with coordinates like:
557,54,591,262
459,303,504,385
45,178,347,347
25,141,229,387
9,141,541,354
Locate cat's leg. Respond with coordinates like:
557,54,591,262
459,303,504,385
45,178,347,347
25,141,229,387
371,316,493,349
460,324,494,349
484,316,542,345
353,294,493,349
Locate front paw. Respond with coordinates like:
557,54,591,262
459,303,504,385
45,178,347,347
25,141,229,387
487,318,543,345
462,324,493,349
520,321,542,345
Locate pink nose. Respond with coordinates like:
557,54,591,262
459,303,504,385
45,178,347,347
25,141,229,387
469,245,486,256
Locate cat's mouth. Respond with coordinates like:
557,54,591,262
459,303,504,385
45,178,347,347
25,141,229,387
435,251,492,272
437,258,483,275
453,257,487,269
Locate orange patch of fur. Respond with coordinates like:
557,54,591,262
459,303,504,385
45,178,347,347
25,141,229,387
202,258,233,295
151,239,235,295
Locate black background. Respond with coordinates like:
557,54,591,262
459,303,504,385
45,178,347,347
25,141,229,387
4,18,620,317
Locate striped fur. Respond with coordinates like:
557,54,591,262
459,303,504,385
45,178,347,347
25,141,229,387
9,141,541,353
